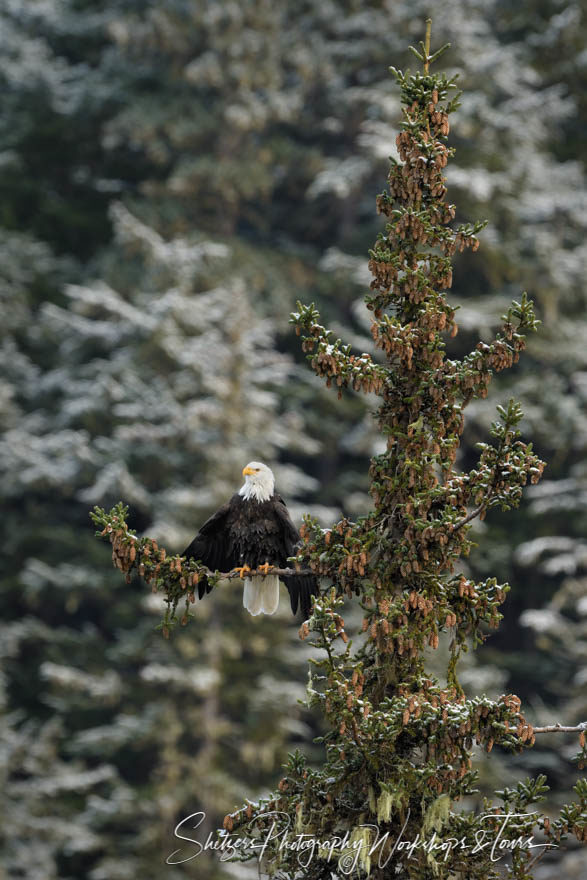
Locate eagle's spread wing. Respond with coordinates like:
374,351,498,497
181,497,238,599
273,494,317,620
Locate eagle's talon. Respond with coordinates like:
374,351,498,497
235,564,252,579
258,562,273,576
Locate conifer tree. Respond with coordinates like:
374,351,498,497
93,23,587,878
1,203,323,879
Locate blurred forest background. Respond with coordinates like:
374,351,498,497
1,1,586,878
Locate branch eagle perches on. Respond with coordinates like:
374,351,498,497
90,503,314,637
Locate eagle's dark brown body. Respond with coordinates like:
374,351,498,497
182,491,316,618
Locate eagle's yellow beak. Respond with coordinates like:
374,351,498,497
242,465,255,476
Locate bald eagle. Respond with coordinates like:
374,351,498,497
182,462,317,619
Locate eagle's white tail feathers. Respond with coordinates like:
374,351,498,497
243,575,280,616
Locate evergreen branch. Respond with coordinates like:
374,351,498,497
533,723,587,735
185,566,314,580
410,19,450,74
451,503,485,532
91,504,313,578
423,18,432,73
449,399,545,532
91,504,313,634
290,301,387,396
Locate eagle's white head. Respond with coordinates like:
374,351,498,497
239,461,275,502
